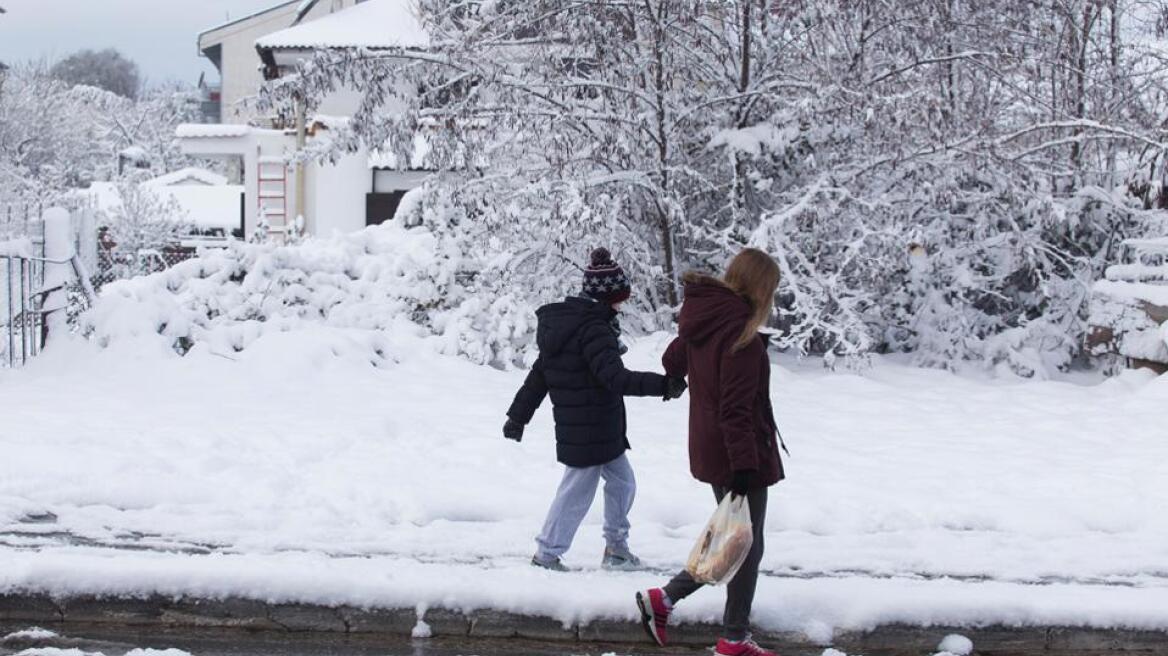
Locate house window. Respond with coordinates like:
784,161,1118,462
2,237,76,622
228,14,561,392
366,191,407,226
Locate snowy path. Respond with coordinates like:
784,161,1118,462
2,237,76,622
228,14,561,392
2,331,1168,636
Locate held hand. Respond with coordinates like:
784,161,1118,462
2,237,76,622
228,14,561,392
663,376,688,401
729,470,753,498
503,418,525,442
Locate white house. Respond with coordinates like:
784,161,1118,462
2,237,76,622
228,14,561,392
197,0,365,125
178,0,431,241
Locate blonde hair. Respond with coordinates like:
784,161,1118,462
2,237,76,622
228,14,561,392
722,248,781,351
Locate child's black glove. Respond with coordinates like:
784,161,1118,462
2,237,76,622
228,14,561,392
729,470,754,498
503,418,525,442
663,376,688,401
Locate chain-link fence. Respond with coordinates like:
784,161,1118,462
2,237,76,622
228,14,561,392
92,244,201,289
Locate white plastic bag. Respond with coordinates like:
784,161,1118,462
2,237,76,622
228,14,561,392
685,493,754,585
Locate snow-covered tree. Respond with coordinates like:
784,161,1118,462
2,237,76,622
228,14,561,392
1,62,202,208
50,48,141,99
102,180,193,279
263,0,1168,375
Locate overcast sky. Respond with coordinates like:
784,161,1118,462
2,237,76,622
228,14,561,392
0,0,286,85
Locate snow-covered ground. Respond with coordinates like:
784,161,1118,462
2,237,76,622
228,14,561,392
2,329,1167,641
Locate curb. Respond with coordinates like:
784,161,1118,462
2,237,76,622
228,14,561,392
3,593,1168,653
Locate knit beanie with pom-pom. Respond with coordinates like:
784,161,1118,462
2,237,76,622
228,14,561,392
581,247,631,305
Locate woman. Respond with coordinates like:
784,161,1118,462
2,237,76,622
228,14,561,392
636,248,785,656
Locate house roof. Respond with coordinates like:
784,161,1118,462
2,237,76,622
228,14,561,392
145,167,230,188
255,0,429,51
86,181,243,231
175,124,253,139
199,1,299,41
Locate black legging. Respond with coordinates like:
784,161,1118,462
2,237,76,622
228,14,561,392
663,486,768,641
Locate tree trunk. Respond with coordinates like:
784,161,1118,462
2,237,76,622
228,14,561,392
1069,2,1096,186
1106,0,1120,189
732,0,754,225
650,0,678,306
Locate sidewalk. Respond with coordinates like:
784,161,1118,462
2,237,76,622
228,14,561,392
3,531,1168,655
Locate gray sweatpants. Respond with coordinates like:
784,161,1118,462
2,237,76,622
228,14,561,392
534,453,635,561
663,486,768,642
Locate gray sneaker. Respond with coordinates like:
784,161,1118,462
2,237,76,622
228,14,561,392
531,555,569,572
602,548,644,571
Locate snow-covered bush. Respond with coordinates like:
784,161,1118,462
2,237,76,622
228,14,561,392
85,217,542,369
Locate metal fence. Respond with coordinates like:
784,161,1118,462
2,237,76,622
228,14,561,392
1,253,45,367
2,207,98,368
2,202,215,366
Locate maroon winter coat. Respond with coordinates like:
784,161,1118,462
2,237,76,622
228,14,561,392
663,274,784,490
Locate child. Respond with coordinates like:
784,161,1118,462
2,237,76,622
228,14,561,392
503,248,687,571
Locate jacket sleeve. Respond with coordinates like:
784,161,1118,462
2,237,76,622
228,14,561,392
581,322,668,397
662,336,687,377
506,358,548,424
718,337,763,473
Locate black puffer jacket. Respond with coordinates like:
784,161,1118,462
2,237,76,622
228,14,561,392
507,297,668,467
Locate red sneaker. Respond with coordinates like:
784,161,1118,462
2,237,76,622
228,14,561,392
635,588,670,646
715,637,777,656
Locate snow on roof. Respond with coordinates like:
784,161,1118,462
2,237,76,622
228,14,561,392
85,182,243,231
119,145,150,162
199,1,299,39
175,124,252,139
1093,279,1168,307
144,168,230,188
256,0,429,50
164,186,245,231
1125,237,1168,253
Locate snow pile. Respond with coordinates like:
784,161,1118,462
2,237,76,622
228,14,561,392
410,618,432,639
936,634,974,656
2,628,59,641
9,650,192,656
821,636,972,656
84,221,538,367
